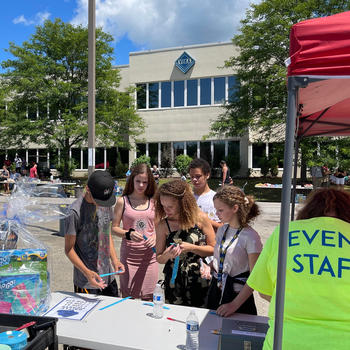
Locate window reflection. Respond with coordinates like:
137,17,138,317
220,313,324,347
149,82,159,109
214,77,225,104
187,80,198,106
200,78,211,105
161,82,171,108
174,81,184,107
137,84,146,109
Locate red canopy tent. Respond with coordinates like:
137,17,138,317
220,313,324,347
274,11,350,350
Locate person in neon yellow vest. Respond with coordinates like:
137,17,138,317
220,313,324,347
247,188,350,350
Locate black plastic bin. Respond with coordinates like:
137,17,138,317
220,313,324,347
0,313,58,350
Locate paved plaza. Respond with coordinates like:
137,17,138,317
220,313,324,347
0,195,289,317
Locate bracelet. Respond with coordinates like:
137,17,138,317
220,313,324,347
125,228,135,240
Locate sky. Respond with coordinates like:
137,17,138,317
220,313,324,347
0,0,259,68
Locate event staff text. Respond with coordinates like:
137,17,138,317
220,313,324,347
289,229,350,278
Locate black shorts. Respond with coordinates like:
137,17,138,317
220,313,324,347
74,279,119,297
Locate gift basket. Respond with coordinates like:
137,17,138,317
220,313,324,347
0,179,69,316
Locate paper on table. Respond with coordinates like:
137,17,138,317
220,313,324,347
44,296,101,321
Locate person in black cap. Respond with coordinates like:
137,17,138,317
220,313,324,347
64,170,124,296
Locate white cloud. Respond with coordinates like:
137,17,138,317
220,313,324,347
71,0,259,48
13,11,51,26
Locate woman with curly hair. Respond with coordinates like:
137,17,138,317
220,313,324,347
247,188,350,350
155,179,215,307
112,163,158,300
208,186,262,316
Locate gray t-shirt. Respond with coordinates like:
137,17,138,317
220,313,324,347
65,196,114,288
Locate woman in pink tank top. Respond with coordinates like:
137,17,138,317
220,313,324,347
112,163,158,300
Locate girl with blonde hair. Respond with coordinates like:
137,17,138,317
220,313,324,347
207,186,262,316
155,179,215,307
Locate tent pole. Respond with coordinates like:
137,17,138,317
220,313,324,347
273,76,301,350
291,137,300,220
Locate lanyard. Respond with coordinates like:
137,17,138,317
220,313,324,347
217,225,241,289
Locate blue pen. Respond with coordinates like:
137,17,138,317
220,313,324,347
143,234,156,253
99,297,131,310
142,302,170,310
99,271,123,278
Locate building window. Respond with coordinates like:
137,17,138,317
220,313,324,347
200,141,211,165
149,143,158,166
82,148,88,169
214,77,225,104
174,81,184,107
149,82,159,109
71,148,81,169
213,141,225,167
161,143,172,168
228,76,237,103
136,84,146,109
200,78,211,105
28,149,37,165
187,79,198,106
269,142,284,168
173,142,184,159
186,141,197,159
161,82,171,108
136,143,146,158
95,148,105,169
253,143,266,168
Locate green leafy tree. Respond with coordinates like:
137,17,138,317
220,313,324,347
131,155,151,168
174,154,192,176
0,19,144,178
210,0,350,140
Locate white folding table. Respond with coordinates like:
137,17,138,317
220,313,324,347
50,292,268,350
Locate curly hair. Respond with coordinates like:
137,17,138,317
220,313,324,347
154,179,199,230
188,158,211,175
296,188,350,222
123,163,156,197
213,186,260,227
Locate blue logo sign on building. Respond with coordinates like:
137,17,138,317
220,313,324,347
175,52,195,73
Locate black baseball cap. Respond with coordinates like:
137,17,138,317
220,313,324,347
87,170,116,207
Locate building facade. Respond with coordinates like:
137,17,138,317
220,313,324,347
118,41,249,175
1,41,283,177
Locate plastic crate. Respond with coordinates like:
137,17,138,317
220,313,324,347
0,313,58,350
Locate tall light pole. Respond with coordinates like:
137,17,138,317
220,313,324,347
88,0,96,176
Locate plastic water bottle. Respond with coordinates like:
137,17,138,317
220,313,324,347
186,309,199,350
153,283,164,319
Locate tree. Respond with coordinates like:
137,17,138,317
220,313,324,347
210,0,350,140
174,154,192,176
0,19,144,178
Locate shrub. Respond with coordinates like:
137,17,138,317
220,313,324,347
226,154,241,175
114,157,129,178
175,154,192,176
131,155,151,168
260,156,270,177
269,158,279,177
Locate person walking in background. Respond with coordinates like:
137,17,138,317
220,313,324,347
64,170,124,296
0,165,10,194
14,154,22,174
151,164,160,184
220,160,233,186
207,186,262,316
155,179,215,307
112,163,158,301
188,158,222,232
29,162,38,178
247,188,350,350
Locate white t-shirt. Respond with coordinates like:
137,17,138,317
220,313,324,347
213,224,262,291
194,189,220,222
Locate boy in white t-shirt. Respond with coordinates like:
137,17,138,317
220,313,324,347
188,158,222,232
